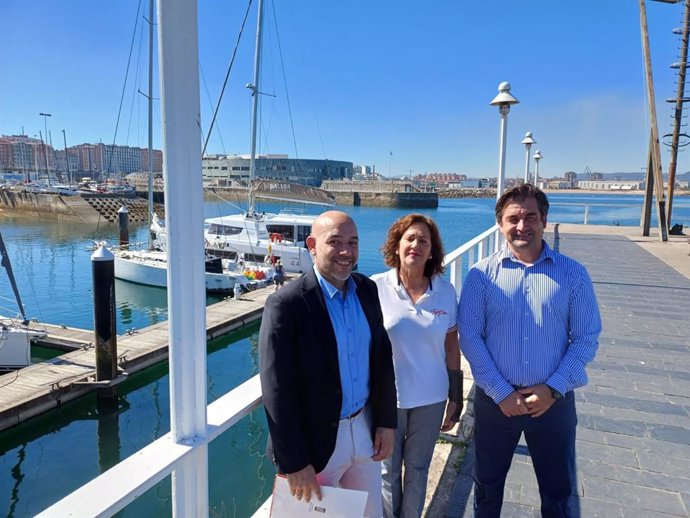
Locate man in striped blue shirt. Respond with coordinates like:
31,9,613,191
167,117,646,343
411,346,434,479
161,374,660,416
458,184,601,518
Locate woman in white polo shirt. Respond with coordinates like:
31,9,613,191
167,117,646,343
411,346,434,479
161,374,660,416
372,214,463,518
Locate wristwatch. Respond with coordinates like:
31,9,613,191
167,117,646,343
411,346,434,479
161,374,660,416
548,386,563,400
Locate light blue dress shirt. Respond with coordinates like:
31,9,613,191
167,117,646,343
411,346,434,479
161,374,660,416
314,267,371,418
458,241,601,404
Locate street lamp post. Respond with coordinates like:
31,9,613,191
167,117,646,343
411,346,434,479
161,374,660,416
489,82,519,202
521,131,536,184
533,150,543,187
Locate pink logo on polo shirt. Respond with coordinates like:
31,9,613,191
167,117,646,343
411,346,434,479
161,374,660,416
431,308,448,317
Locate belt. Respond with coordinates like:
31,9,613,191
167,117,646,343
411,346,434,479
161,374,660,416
340,406,363,420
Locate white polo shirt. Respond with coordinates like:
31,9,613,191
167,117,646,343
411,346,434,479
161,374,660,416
371,269,458,409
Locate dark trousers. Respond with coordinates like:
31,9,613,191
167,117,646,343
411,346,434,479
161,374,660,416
472,387,578,518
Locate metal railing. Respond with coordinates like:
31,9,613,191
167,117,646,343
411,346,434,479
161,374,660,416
550,202,641,225
37,224,500,518
443,224,501,295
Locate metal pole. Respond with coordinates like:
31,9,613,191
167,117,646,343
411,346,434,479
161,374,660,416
523,143,531,183
147,0,155,250
639,0,669,241
157,0,208,515
62,129,71,187
247,0,264,215
91,245,118,401
534,158,540,186
39,113,52,180
496,106,509,202
39,131,50,186
665,0,690,228
494,109,510,255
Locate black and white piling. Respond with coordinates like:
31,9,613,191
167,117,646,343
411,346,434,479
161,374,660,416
91,245,118,402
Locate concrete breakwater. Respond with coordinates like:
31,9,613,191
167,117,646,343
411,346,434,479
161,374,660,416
322,179,439,208
0,188,163,223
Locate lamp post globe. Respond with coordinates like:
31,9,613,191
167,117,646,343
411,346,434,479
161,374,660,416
533,150,543,187
521,131,536,184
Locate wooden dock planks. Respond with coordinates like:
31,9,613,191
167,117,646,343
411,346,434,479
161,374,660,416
0,283,277,432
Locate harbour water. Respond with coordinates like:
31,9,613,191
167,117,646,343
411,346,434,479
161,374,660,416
0,193,689,517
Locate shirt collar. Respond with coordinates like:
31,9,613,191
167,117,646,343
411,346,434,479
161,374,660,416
384,267,434,292
500,239,554,265
313,265,356,299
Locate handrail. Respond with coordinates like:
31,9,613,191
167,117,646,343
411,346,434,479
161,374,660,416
443,224,500,295
36,376,263,518
36,225,500,517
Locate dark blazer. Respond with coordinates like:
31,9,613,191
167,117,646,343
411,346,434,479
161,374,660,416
259,269,397,475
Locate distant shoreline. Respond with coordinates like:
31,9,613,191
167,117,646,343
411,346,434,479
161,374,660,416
439,188,689,198
544,188,690,196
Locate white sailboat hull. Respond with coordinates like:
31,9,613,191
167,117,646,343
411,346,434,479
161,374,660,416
114,251,249,293
0,321,47,370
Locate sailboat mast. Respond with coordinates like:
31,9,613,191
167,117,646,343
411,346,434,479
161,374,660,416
247,0,264,215
147,0,155,249
0,233,27,323
62,129,71,188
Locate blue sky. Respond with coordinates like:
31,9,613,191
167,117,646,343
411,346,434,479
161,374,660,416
1,0,687,179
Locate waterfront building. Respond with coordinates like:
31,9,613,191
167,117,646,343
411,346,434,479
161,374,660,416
577,179,643,191
448,179,481,189
0,135,56,177
565,171,577,187
141,147,163,173
202,153,353,186
0,136,163,180
353,164,376,180
55,150,80,180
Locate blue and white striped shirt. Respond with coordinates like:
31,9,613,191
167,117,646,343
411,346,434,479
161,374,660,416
458,241,601,404
314,267,371,418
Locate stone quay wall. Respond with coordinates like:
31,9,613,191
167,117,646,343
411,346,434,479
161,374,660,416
437,188,496,199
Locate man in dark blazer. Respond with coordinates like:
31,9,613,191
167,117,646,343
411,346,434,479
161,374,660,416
260,210,397,518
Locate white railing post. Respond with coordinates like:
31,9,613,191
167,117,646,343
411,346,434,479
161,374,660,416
157,0,208,516
443,224,499,294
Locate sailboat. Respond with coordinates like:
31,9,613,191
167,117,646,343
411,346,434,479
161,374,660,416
0,232,47,371
113,0,256,294
202,0,333,274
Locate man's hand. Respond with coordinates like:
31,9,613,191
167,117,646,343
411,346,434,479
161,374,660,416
518,384,556,418
497,390,530,417
441,401,459,432
285,465,322,503
372,427,395,461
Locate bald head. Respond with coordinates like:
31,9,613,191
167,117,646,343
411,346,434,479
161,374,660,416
307,211,358,289
311,211,354,238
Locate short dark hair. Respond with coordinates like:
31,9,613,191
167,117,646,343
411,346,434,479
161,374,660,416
381,214,445,277
495,184,549,222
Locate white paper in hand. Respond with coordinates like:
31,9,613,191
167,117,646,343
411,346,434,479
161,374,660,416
270,475,367,518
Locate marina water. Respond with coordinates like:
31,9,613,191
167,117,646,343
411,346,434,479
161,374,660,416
1,194,689,517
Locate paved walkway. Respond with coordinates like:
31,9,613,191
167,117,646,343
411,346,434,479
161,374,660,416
443,228,690,517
